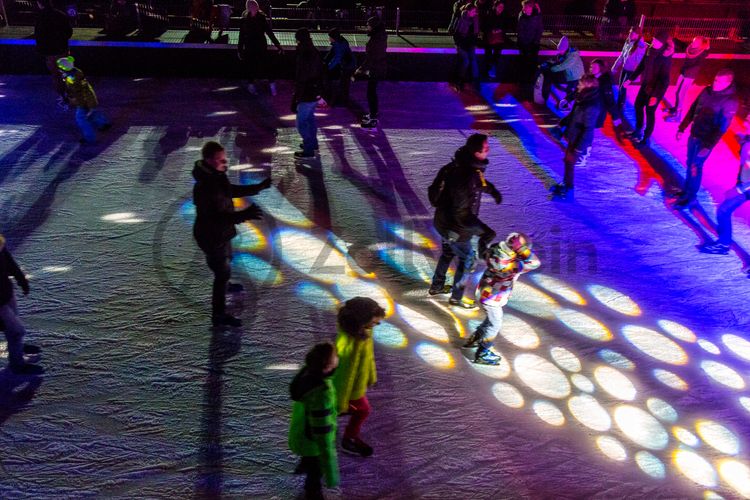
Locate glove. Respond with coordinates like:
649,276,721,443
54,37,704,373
257,177,272,191
492,190,503,205
241,204,263,221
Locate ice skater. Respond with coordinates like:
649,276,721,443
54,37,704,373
664,36,710,123
192,141,271,327
56,56,111,144
428,133,502,309
333,297,385,457
612,26,647,111
535,36,584,106
237,0,284,96
0,235,43,375
292,28,325,159
289,342,340,500
323,28,356,107
450,2,480,93
354,16,387,128
464,232,540,365
34,0,73,108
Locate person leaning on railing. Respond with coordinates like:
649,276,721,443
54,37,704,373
612,26,647,111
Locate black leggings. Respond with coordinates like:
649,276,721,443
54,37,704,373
367,76,379,118
634,87,660,140
203,243,232,317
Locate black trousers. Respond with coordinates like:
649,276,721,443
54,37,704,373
367,76,379,118
517,42,539,85
634,87,660,140
203,242,232,317
301,456,322,497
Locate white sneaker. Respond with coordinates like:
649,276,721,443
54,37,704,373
247,84,258,95
269,82,277,96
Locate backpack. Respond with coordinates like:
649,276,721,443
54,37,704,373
428,161,454,207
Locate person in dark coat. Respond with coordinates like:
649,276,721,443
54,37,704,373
451,2,480,92
324,28,356,107
624,29,672,148
34,0,72,108
292,28,325,159
355,16,387,128
550,74,602,201
481,0,506,80
665,36,710,123
428,134,502,308
516,0,543,98
0,235,43,375
237,0,284,96
673,69,739,209
192,141,270,327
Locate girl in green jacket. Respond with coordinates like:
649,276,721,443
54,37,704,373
289,342,340,499
333,297,386,457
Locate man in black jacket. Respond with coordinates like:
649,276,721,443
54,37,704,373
516,0,543,99
0,235,43,375
193,141,270,327
34,0,72,108
293,28,324,159
673,68,739,209
428,134,502,308
356,17,388,128
624,29,672,148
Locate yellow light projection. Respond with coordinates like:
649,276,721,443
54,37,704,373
234,222,266,251
555,308,612,341
646,398,678,423
378,246,435,284
674,449,718,487
275,230,350,283
513,353,571,399
635,451,666,479
492,382,525,408
397,304,450,343
498,314,540,349
530,274,586,305
614,406,669,450
695,421,740,455
429,299,466,338
596,435,627,461
507,282,560,319
653,368,689,391
335,278,395,317
718,459,750,497
384,222,438,250
700,360,746,390
587,284,642,316
722,334,750,362
594,366,637,401
673,426,700,447
532,400,566,426
550,346,582,372
657,319,698,343
571,374,595,393
415,342,455,370
622,325,689,365
568,394,611,431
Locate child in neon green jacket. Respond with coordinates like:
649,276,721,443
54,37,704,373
289,342,340,499
333,297,386,457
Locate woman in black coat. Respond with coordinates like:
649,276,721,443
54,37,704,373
238,0,284,96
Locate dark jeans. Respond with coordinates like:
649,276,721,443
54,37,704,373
327,67,352,106
454,45,478,87
296,100,319,154
431,238,475,301
616,70,634,109
717,189,750,245
680,136,712,203
484,44,503,78
300,456,322,496
367,76,379,118
634,88,660,139
563,145,592,189
204,243,232,317
541,70,576,102
0,295,26,369
517,43,539,85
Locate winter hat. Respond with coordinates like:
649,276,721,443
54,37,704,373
557,36,569,53
653,29,671,45
56,55,74,72
245,0,258,14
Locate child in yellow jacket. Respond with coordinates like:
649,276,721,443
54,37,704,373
56,56,111,144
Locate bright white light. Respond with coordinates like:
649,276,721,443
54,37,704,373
235,254,282,285
323,125,344,130
492,382,524,408
571,374,595,393
696,420,740,455
261,146,292,153
295,282,339,312
102,212,136,221
334,278,393,318
673,426,700,447
530,274,586,305
265,363,300,370
622,325,688,365
550,346,581,372
701,360,745,389
568,394,611,431
498,314,539,349
598,349,635,370
229,164,263,171
718,459,750,497
514,353,571,399
206,110,238,117
596,435,627,461
653,368,689,391
280,114,296,120
397,304,450,343
722,334,750,362
740,397,750,414
588,284,642,316
41,266,71,273
532,400,565,426
117,218,145,224
697,339,721,355
506,282,560,319
213,86,239,91
415,342,454,370
657,319,697,343
614,405,669,450
234,223,265,252
555,308,612,341
465,104,491,112
635,451,666,479
703,491,725,500
646,398,678,423
373,322,408,348
674,449,717,487
594,366,637,401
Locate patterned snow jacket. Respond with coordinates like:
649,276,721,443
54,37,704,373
61,68,98,109
477,241,540,305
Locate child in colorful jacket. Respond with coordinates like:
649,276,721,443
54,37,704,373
56,56,111,144
289,342,340,500
464,232,540,365
332,296,385,457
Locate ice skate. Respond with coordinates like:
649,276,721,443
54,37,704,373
212,313,242,328
342,437,373,457
449,297,478,310
227,282,244,293
428,284,452,296
10,362,45,375
361,117,379,129
23,344,41,355
474,347,501,365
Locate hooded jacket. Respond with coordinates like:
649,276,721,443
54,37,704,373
566,87,602,151
191,160,265,250
631,44,672,99
612,36,647,73
361,22,387,78
288,367,339,487
430,146,502,242
325,37,356,72
477,242,540,305
678,84,739,149
516,10,543,47
332,328,376,413
237,12,281,55
0,247,28,307
294,43,324,103
34,6,72,56
550,48,585,82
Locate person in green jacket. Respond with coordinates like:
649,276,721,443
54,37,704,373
56,56,111,144
333,297,385,457
289,342,340,500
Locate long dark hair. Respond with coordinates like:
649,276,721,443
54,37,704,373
305,342,336,374
337,297,386,339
